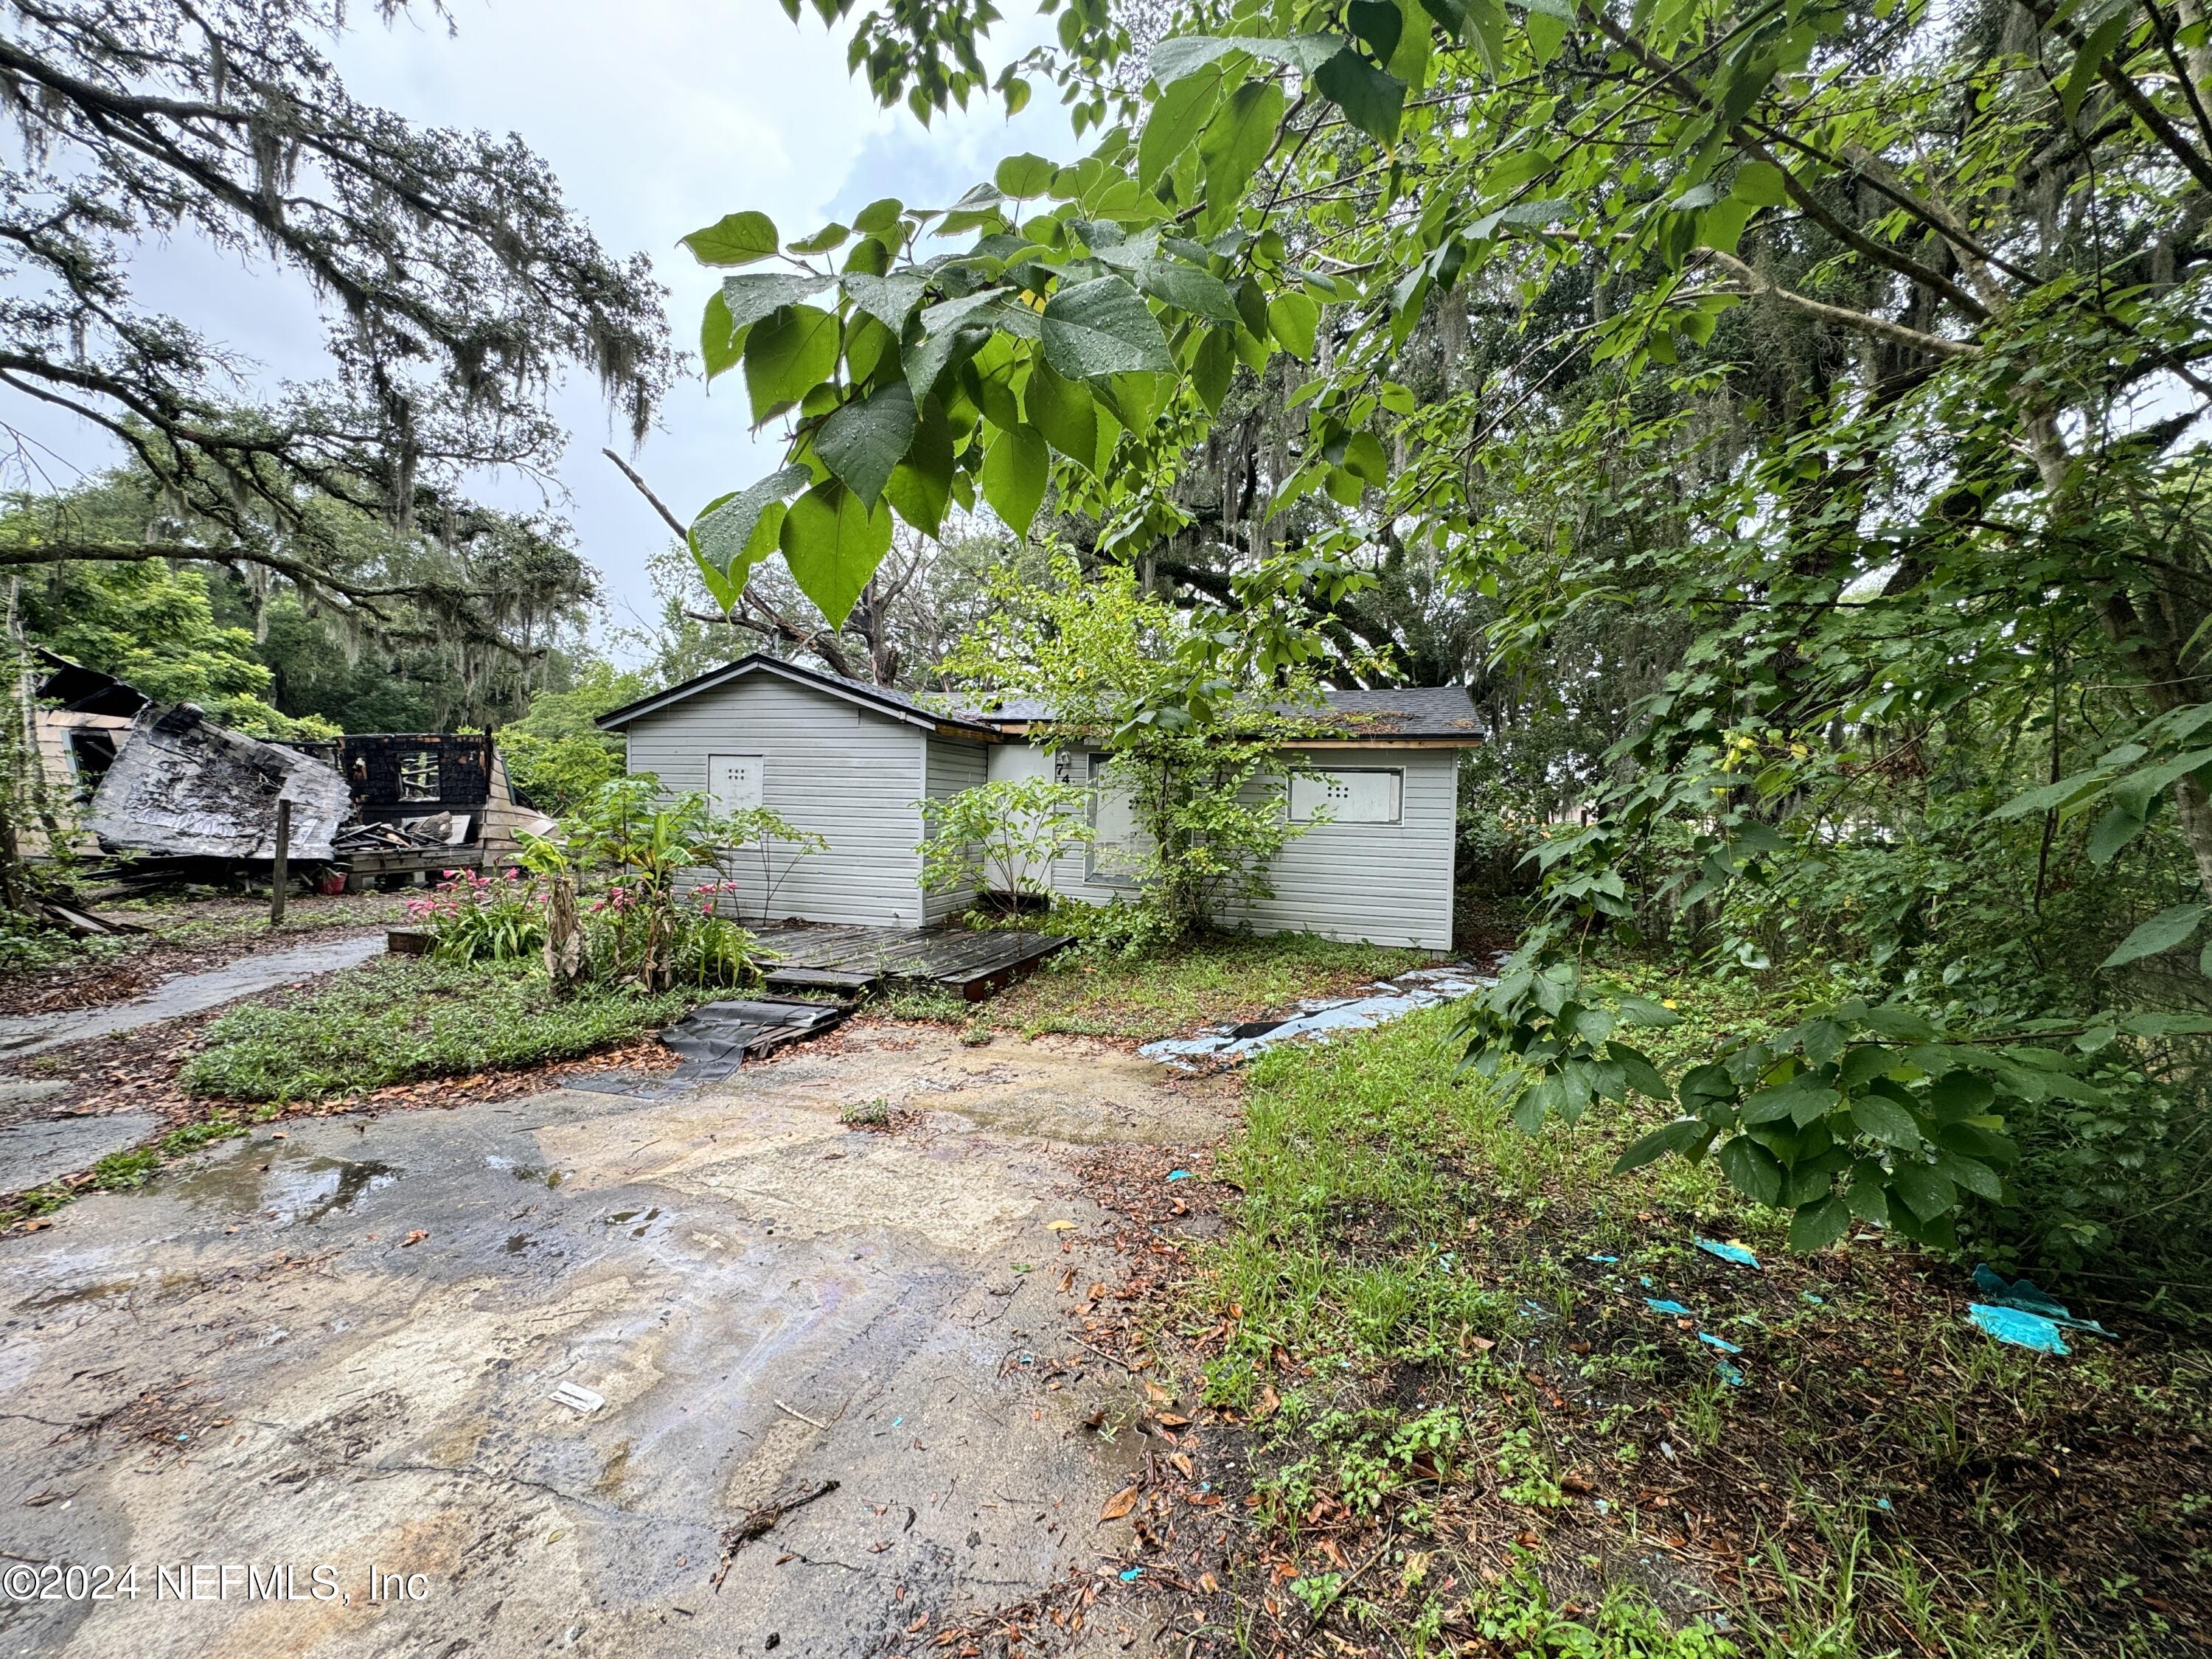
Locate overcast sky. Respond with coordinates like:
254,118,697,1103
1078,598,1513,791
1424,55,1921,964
9,0,1082,658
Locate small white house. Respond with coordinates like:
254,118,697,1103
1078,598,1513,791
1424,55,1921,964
594,653,1485,950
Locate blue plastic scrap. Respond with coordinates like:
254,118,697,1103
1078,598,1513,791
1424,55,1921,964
1587,1253,1620,1264
1645,1298,1696,1318
1697,1332,1743,1354
1967,1303,2070,1355
1119,1567,1144,1582
1971,1266,2114,1335
1714,1357,1746,1387
1696,1237,1761,1270
1166,1169,1193,1181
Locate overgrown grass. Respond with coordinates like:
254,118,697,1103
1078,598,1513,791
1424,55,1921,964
1183,1009,2212,1656
180,958,700,1102
874,930,1433,1041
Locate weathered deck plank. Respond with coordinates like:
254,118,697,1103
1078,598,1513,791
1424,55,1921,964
757,925,1071,1001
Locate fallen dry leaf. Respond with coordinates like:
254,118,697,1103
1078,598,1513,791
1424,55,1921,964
400,1229,428,1247
1046,1220,1076,1231
1100,1486,1140,1521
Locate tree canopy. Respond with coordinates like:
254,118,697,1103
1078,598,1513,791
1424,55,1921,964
0,0,671,632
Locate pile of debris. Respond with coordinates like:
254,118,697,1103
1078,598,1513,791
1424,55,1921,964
333,813,473,855
21,652,555,891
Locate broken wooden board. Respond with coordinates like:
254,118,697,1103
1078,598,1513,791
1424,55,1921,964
756,925,1073,1002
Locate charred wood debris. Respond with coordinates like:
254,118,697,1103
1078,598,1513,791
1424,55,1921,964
24,653,551,905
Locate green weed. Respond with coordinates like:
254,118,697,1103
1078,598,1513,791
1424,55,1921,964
181,958,700,1101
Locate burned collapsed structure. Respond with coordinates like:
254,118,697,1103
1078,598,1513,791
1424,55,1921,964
24,652,550,888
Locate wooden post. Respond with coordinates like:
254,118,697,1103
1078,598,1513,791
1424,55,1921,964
271,798,291,926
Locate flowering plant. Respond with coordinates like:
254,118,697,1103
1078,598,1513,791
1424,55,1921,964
407,867,546,964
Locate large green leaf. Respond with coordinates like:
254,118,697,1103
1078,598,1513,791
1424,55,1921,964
1347,0,1402,63
1199,80,1287,219
1148,33,1338,86
1040,276,1173,380
779,481,892,626
1267,291,1320,360
841,271,930,331
700,291,742,382
852,197,904,234
1192,326,1235,413
2101,902,2206,968
1313,47,1406,145
691,464,812,574
681,210,779,266
743,305,840,424
884,396,955,535
1136,257,1239,322
1718,1135,1784,1206
1891,1162,1958,1222
1025,361,1100,471
723,272,835,335
905,324,987,402
995,153,1058,198
1787,1195,1850,1253
981,422,1049,538
1138,70,1224,191
816,382,918,510
1849,1093,1921,1148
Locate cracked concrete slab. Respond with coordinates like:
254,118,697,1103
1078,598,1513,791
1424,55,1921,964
0,1026,1231,1657
0,1104,161,1192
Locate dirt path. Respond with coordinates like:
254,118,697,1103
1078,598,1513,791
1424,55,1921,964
0,1025,1235,1656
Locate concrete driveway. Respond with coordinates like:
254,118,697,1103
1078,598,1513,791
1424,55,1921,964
0,1026,1231,1657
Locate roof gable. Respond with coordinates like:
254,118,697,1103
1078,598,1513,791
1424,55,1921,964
593,653,999,738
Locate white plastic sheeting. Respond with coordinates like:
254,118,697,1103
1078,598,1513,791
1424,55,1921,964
1138,961,1500,1070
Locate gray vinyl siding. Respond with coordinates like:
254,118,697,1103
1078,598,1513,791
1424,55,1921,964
1041,745,1458,950
1224,748,1458,950
920,737,989,922
621,676,928,927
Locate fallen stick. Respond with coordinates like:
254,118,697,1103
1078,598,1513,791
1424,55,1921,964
1068,1335,1141,1374
774,1398,830,1430
712,1479,841,1588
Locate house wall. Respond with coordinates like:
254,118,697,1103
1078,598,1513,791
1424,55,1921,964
921,736,989,922
620,675,929,926
1040,745,1458,951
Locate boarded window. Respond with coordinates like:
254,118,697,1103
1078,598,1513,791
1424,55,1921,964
1289,768,1402,824
709,754,764,814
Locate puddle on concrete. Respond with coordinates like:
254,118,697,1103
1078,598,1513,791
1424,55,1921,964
0,933,385,1056
0,1107,163,1192
178,1150,399,1224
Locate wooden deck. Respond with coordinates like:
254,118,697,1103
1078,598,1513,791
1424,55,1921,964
756,924,1072,1002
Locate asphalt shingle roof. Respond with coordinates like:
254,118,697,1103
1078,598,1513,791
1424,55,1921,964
599,652,1484,743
